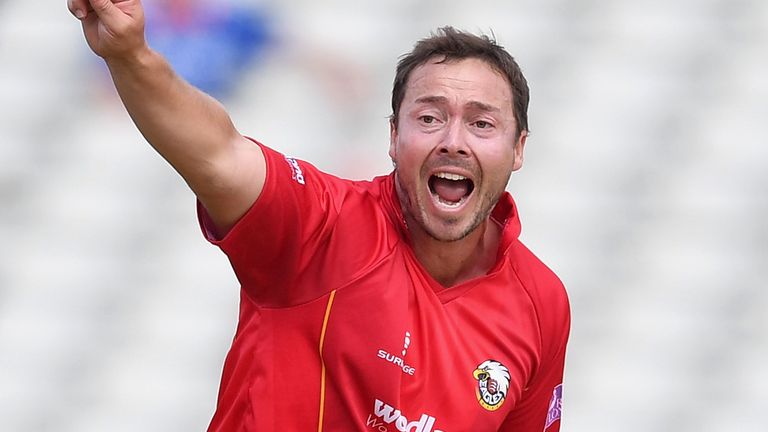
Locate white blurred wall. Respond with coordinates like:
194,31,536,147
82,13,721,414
1,0,766,431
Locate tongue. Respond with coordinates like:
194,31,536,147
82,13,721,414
432,177,470,203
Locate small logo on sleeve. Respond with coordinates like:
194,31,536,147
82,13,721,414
473,360,510,411
544,384,563,430
284,156,305,185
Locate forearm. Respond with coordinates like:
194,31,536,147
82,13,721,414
70,0,264,234
105,46,241,191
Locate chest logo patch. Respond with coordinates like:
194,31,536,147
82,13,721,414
473,360,510,411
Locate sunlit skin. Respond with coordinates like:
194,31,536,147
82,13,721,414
389,57,527,287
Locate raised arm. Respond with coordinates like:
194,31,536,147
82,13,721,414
68,0,265,236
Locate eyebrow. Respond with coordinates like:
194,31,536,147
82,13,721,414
466,100,501,114
414,95,449,106
413,96,501,113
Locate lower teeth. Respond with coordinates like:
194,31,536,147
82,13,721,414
436,195,463,208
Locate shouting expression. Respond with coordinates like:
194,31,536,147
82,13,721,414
390,57,527,242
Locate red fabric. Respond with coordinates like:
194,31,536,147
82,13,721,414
199,141,570,432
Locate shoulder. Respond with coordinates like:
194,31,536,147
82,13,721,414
507,241,570,357
508,241,568,309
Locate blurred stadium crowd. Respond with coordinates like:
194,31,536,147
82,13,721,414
0,0,766,431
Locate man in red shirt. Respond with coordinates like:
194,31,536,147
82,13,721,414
70,1,570,430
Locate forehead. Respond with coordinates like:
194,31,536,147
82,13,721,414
404,57,513,110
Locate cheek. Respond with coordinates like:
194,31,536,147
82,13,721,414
394,134,431,168
479,146,514,167
486,140,517,160
477,150,516,184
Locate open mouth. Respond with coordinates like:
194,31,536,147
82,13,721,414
428,172,475,208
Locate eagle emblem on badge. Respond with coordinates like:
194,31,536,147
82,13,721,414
473,360,511,411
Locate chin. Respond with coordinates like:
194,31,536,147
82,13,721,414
428,229,472,243
421,214,482,243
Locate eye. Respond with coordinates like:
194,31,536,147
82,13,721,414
419,115,437,124
474,120,492,129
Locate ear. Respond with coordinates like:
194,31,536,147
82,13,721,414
388,118,398,161
511,130,528,171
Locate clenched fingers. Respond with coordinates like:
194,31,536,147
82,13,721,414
68,0,135,20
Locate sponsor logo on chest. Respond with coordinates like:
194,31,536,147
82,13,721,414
366,399,443,432
377,331,416,375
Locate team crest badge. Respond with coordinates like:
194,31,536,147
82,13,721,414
473,360,511,411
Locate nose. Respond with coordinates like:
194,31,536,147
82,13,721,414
437,121,471,157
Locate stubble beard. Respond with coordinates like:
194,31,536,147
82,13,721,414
395,173,503,243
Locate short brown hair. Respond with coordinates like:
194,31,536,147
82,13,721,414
391,27,530,136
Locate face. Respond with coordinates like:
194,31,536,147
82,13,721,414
389,57,527,242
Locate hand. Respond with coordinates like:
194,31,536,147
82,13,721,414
67,0,146,61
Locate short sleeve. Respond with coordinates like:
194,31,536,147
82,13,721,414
502,251,571,431
499,332,568,431
197,140,349,307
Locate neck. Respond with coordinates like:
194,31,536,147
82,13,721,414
407,218,501,288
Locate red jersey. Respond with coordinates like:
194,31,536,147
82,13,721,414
198,142,570,431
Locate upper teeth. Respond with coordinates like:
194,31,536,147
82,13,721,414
435,172,467,181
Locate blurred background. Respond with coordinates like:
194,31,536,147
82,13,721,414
1,0,766,430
